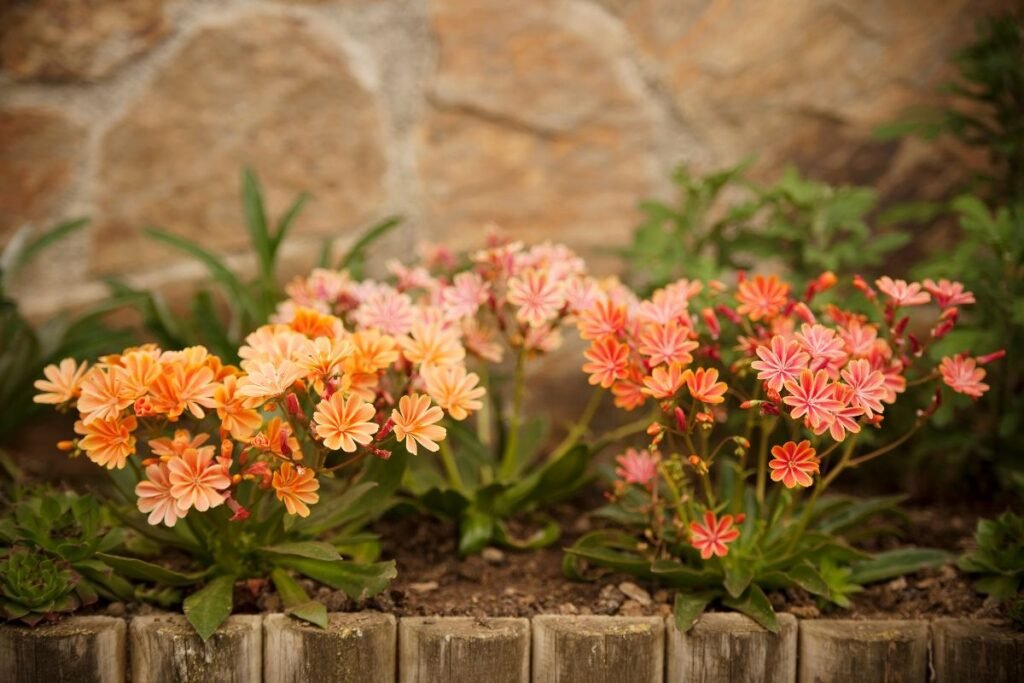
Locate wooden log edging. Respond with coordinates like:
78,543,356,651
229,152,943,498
0,614,1021,682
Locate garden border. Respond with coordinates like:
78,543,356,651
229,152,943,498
0,613,1019,682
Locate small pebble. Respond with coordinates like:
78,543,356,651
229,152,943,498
482,547,506,565
886,577,908,591
409,581,439,593
618,581,652,606
618,599,645,616
787,604,820,618
558,602,579,615
106,602,126,617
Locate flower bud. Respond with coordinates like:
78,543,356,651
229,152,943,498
701,307,721,339
285,393,301,416
716,304,742,325
673,406,687,432
792,302,816,325
853,274,876,300
978,349,1007,365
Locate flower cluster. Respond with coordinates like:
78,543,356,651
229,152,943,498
35,304,474,527
580,272,1001,560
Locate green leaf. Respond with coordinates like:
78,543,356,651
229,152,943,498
338,216,402,277
288,600,329,629
495,445,590,516
260,541,343,562
848,548,952,585
458,508,496,556
275,557,396,599
271,193,310,259
183,575,235,641
674,591,715,632
973,575,1020,600
269,568,328,627
563,532,655,580
721,584,778,633
785,562,830,597
96,553,205,587
493,518,560,550
724,562,755,598
815,495,907,534
242,167,273,281
5,218,89,278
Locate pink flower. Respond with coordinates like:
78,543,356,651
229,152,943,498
939,355,989,399
637,322,698,368
782,369,843,430
876,277,931,307
135,463,182,527
582,337,630,388
840,358,887,417
355,288,416,335
507,268,566,327
615,449,657,488
922,279,974,308
751,335,810,392
813,385,864,442
441,272,489,320
641,364,685,399
795,324,847,371
578,298,628,341
689,510,740,560
167,447,231,513
769,440,819,488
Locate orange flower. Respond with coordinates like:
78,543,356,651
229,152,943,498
735,274,789,321
252,417,302,459
167,447,231,513
214,375,263,440
295,336,351,393
683,367,728,405
148,362,218,420
34,358,89,405
582,337,630,389
116,350,161,400
636,322,698,368
75,415,137,469
313,393,378,452
149,430,209,459
77,367,134,424
289,306,344,339
641,364,685,400
401,321,466,368
611,378,646,411
346,329,400,374
272,462,320,517
391,393,446,455
422,364,485,421
135,463,182,527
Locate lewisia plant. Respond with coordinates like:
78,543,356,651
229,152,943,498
278,231,640,554
34,307,468,638
565,272,1003,631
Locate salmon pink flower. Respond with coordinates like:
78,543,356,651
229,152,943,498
769,440,819,488
689,510,740,559
421,364,486,421
578,298,628,341
815,385,864,441
582,337,630,388
149,430,209,459
391,393,447,455
637,322,698,368
782,369,843,429
939,355,989,399
736,274,789,321
34,358,89,405
615,449,657,488
288,306,344,339
461,319,504,363
684,367,728,405
751,336,810,392
840,359,887,417
795,324,847,371
167,447,231,513
507,268,566,327
346,329,400,373
272,462,320,517
115,350,161,400
642,364,686,399
135,463,182,527
313,393,378,452
77,367,134,424
237,360,304,403
875,277,930,307
74,415,137,469
922,279,975,308
611,377,647,411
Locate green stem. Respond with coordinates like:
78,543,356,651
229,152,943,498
755,418,776,506
476,364,493,448
549,386,604,461
589,416,654,453
784,435,858,555
847,421,924,468
499,350,527,480
438,439,465,493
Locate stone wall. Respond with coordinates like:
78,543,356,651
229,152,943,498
0,0,1001,316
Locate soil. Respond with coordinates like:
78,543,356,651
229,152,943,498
253,500,1010,623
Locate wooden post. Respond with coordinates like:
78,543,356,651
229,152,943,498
932,619,1024,683
798,620,928,683
531,615,664,683
130,614,261,683
0,616,126,683
666,613,797,682
399,617,529,683
264,612,396,683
